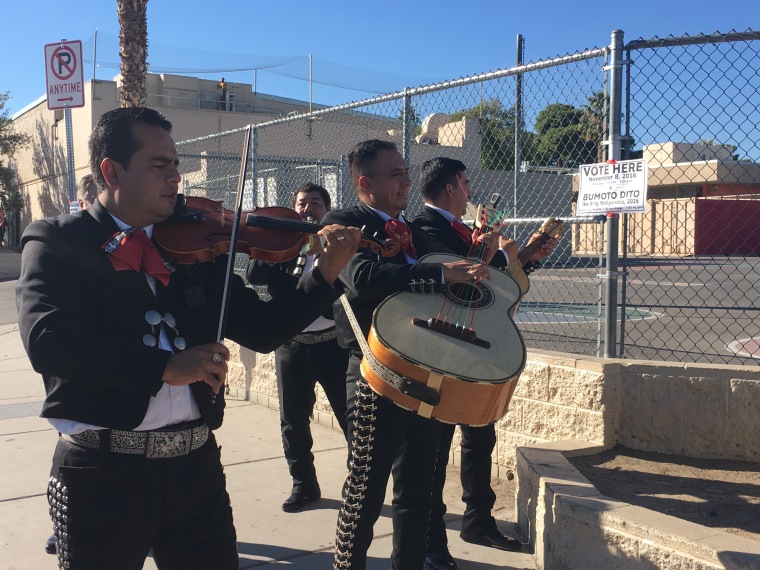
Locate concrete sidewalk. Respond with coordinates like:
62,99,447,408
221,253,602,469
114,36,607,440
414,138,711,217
0,271,536,570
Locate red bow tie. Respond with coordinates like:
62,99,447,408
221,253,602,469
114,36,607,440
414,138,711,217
103,228,172,286
450,220,473,245
384,219,418,260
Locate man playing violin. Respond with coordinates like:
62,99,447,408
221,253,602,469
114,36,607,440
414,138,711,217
323,140,491,570
413,157,557,570
16,107,360,570
247,182,350,513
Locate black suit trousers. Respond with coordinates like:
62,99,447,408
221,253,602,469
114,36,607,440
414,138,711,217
428,423,497,553
334,354,443,569
48,434,237,570
274,337,349,492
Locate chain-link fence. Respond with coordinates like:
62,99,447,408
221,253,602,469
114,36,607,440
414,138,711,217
175,29,760,366
616,31,760,365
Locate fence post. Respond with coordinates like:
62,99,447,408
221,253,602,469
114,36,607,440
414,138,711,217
401,89,413,163
604,29,624,358
514,34,524,230
618,44,634,358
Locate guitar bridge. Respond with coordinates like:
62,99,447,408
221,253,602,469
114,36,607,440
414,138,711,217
412,317,490,349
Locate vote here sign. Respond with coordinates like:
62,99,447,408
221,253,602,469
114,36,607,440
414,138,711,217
44,40,85,110
576,159,648,215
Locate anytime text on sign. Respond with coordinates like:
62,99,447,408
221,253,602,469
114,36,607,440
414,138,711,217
576,159,648,215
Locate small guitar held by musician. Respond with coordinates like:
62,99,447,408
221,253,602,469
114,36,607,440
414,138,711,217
503,217,565,294
361,202,520,427
471,203,565,293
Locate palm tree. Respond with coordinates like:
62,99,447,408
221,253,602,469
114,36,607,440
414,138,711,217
579,91,607,163
117,0,149,107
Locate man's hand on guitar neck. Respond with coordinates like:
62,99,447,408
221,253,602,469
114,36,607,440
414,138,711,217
471,230,501,264
500,221,563,295
528,232,560,261
499,233,559,262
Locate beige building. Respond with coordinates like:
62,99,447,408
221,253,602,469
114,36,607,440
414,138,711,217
8,76,571,253
8,75,490,240
8,73,340,232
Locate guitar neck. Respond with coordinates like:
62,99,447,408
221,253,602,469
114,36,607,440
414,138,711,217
516,233,550,266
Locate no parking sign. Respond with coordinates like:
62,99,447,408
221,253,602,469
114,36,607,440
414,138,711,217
44,40,85,110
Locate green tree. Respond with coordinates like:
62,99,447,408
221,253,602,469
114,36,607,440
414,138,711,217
0,92,31,213
117,0,149,107
533,103,595,167
450,99,532,171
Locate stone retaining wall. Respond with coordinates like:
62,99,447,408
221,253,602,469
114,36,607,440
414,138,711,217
226,343,760,569
516,442,760,570
224,343,760,471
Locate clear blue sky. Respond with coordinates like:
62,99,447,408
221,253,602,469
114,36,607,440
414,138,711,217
1,0,756,116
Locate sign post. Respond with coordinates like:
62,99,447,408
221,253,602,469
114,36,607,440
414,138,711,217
576,157,648,357
44,39,84,206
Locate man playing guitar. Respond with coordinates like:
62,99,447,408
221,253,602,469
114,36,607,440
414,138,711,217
324,141,491,570
413,157,558,570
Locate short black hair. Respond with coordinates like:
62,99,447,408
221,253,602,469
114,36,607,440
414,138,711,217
89,107,173,188
419,157,467,201
348,139,398,188
292,182,331,211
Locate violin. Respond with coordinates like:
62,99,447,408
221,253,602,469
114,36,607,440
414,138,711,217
154,194,399,265
245,211,400,259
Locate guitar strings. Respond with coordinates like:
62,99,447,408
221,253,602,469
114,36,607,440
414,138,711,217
436,204,510,333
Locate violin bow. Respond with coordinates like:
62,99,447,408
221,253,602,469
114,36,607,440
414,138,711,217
212,125,253,403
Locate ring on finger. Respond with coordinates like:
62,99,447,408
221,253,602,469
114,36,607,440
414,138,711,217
212,353,222,363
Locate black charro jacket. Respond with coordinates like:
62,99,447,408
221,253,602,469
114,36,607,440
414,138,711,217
16,200,342,430
412,205,509,270
321,203,446,352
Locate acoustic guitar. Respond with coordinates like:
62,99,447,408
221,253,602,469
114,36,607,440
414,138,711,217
363,251,525,426
362,214,564,426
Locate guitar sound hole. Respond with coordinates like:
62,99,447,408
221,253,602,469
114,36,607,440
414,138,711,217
442,282,495,309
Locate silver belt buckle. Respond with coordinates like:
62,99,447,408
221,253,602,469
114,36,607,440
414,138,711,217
146,428,191,459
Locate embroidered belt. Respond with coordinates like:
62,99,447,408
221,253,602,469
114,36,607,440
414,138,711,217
291,327,337,345
61,420,209,459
